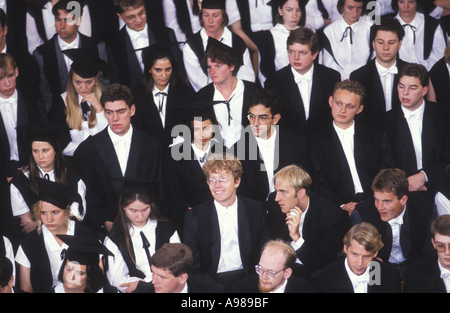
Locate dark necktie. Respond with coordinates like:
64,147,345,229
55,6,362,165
216,95,235,125
80,101,90,121
140,231,152,271
340,26,353,44
199,152,207,163
402,24,416,44
155,92,167,113
44,174,50,180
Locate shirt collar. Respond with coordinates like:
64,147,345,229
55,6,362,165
42,220,75,252
108,124,133,146
58,33,80,51
344,256,371,287
214,196,238,212
396,11,421,27
375,59,398,74
270,278,288,293
333,120,355,136
1,89,18,103
38,167,55,180
126,23,148,41
339,16,360,33
255,126,277,145
152,84,170,96
291,63,314,82
401,100,425,120
388,205,406,226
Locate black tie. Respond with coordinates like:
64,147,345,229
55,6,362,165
155,92,167,113
44,174,50,180
216,95,235,125
140,231,152,271
80,101,90,121
402,24,416,44
340,26,353,44
199,152,207,163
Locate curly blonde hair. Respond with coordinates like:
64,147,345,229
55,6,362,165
203,153,243,182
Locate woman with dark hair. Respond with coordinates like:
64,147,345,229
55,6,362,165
253,0,306,87
104,179,180,293
131,44,196,148
10,124,87,235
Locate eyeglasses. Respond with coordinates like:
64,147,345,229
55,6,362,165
247,113,273,123
255,265,286,279
207,177,233,185
435,243,450,253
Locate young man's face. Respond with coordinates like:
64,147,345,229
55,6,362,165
344,239,378,276
342,0,363,25
288,42,317,75
151,265,187,293
104,100,135,136
257,246,292,293
373,30,402,67
118,5,147,32
248,104,280,140
373,190,407,222
432,233,450,271
207,170,240,207
329,89,363,130
55,9,79,43
0,64,18,99
274,179,302,214
398,75,427,111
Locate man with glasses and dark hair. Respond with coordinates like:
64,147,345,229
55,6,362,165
234,88,312,202
183,153,269,291
404,215,450,293
231,239,316,293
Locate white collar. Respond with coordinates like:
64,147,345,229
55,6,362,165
152,84,170,96
38,166,55,179
1,89,18,103
401,100,425,120
333,120,355,136
291,63,314,82
375,59,398,74
255,126,277,145
388,205,406,226
344,256,371,287
270,278,288,293
214,196,238,212
339,16,360,33
107,124,133,145
42,220,75,252
396,11,422,27
58,33,80,51
126,23,148,40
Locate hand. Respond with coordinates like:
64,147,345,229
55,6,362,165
341,202,358,216
120,280,140,293
286,206,301,242
407,172,426,192
104,221,114,232
20,212,37,234
81,93,102,113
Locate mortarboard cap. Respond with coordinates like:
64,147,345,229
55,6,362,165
22,123,69,145
57,235,114,266
205,37,244,68
63,48,108,79
36,178,83,211
201,0,226,10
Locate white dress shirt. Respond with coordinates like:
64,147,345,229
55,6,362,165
152,84,169,129
401,100,425,171
108,125,133,176
215,196,244,273
0,89,18,161
345,257,370,293
15,220,75,289
322,16,373,80
333,122,364,195
248,0,273,32
438,260,450,293
104,219,180,292
291,198,310,264
58,34,80,73
255,127,277,198
395,12,446,71
213,78,245,148
183,27,255,92
292,64,314,120
191,139,214,169
388,207,407,264
375,59,398,112
126,23,149,72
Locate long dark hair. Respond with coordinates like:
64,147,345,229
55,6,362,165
141,49,181,94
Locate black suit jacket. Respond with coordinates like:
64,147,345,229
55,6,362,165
429,58,450,106
72,127,163,234
349,58,409,126
383,101,450,197
266,191,351,275
235,127,312,202
132,274,224,293
403,251,448,293
351,193,436,267
310,255,402,293
264,64,341,137
309,120,394,206
230,273,317,293
183,196,270,280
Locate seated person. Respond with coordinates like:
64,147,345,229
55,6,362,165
311,222,401,293
133,243,223,293
351,168,437,279
0,257,14,293
183,153,270,291
231,239,317,293
266,164,351,279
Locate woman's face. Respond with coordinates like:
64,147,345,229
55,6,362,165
32,141,56,173
40,201,68,234
123,199,151,228
193,119,214,148
150,58,172,91
202,8,224,36
72,72,97,97
279,0,302,30
63,260,88,293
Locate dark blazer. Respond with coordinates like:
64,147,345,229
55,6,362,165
0,89,43,178
18,218,98,293
351,193,437,268
72,127,163,235
264,64,341,137
109,22,182,91
429,58,450,106
235,127,312,202
131,82,196,148
309,120,394,206
230,273,317,293
349,58,409,126
383,101,450,197
183,196,270,280
403,251,448,293
266,191,352,275
132,273,224,293
310,255,402,293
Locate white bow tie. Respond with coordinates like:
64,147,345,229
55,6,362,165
379,66,398,77
60,40,78,51
441,270,450,280
403,109,421,121
129,30,148,42
294,72,312,84
113,136,131,147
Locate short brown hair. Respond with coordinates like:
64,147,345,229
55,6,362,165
371,168,408,200
333,79,366,106
0,53,17,78
203,153,243,182
100,83,134,108
343,222,384,253
431,215,450,239
114,0,144,14
287,27,319,55
199,8,229,28
203,45,239,76
398,63,429,88
273,165,312,195
275,0,306,26
150,243,193,277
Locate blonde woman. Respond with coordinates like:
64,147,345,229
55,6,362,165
49,48,109,156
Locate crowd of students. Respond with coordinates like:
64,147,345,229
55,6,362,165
1,0,450,294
